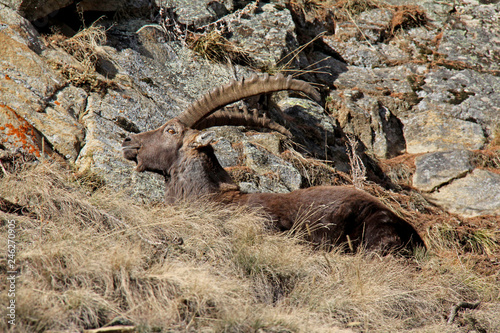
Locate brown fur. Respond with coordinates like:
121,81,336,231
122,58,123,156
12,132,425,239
122,120,425,254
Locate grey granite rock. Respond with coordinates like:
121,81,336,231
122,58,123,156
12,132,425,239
403,109,485,154
427,169,500,217
437,0,500,72
156,0,232,27
243,142,301,193
1,0,72,21
329,91,405,159
229,3,297,68
75,93,166,202
415,68,500,138
413,150,474,192
212,137,240,168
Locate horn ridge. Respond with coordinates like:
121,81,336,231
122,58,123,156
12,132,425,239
193,106,292,137
176,74,320,128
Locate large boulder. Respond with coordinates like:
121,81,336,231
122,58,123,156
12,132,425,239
413,150,474,192
0,6,64,157
160,0,233,26
426,169,500,217
0,0,72,21
243,141,301,193
328,90,405,159
414,68,500,139
436,0,500,72
228,3,298,68
402,109,485,154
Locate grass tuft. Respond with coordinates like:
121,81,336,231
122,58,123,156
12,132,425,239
188,30,252,64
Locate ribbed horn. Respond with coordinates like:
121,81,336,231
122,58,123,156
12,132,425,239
176,73,320,128
193,105,292,137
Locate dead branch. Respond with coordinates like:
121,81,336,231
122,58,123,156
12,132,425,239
447,301,481,324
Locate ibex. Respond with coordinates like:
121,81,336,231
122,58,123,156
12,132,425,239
122,74,425,254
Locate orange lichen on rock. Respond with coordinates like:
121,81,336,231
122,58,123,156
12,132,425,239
0,104,42,157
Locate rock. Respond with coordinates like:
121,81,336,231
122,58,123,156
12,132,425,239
276,97,336,151
300,51,348,87
0,3,44,52
332,7,394,45
110,26,253,110
157,0,232,27
277,98,334,135
427,169,500,217
356,8,394,43
413,150,474,192
273,96,354,171
239,181,260,194
212,137,240,168
0,104,47,157
1,0,72,21
37,86,87,162
324,36,410,68
416,68,500,139
0,10,63,113
403,109,485,154
243,142,301,193
247,132,282,156
79,0,151,14
385,0,455,26
75,94,165,202
229,3,298,68
0,6,67,158
328,90,405,159
333,66,415,104
436,0,500,72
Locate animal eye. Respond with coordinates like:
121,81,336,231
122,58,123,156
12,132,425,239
167,128,176,134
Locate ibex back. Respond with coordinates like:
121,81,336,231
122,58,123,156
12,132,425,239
122,74,425,254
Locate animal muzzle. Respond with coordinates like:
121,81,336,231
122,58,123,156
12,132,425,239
122,137,140,162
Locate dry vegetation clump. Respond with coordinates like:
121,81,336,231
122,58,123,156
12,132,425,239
187,30,252,65
0,161,499,332
472,146,500,174
45,23,107,72
290,0,428,42
282,149,349,187
42,23,117,95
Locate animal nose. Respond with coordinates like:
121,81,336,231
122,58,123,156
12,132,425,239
122,136,134,148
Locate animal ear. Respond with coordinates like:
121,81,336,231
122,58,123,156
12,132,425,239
191,131,216,148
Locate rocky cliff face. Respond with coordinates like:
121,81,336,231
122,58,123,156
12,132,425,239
1,0,499,216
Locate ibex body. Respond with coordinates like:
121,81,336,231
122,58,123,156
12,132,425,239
122,74,425,254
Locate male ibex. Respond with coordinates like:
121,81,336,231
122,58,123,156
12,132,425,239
122,74,425,254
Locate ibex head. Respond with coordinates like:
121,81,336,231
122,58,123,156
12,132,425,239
122,119,214,174
122,74,320,176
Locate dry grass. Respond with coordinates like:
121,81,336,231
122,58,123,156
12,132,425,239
44,22,107,73
345,134,367,189
187,30,251,65
42,22,116,95
0,162,499,332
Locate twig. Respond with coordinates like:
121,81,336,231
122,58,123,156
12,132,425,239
0,160,10,176
345,134,366,189
447,301,481,324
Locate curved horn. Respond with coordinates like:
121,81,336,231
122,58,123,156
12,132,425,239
176,73,320,128
193,105,292,137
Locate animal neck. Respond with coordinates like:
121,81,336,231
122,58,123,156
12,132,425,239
164,146,238,203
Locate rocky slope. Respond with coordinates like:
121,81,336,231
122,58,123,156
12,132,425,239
0,0,499,216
